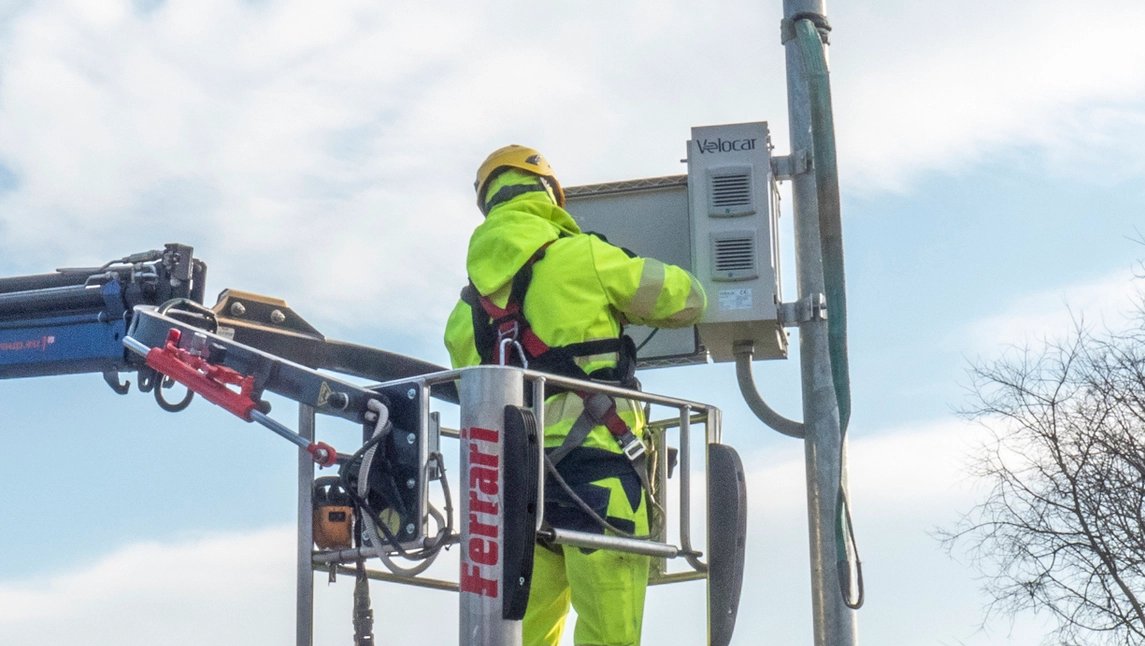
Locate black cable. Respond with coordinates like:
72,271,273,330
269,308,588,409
635,328,659,353
351,508,375,646
423,452,455,550
339,443,412,558
157,298,218,333
338,441,453,562
543,454,650,540
153,377,194,412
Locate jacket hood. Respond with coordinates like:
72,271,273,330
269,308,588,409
467,195,582,295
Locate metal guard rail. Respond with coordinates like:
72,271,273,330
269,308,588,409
310,364,721,585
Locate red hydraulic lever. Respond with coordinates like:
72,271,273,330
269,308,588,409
143,327,338,467
144,328,259,420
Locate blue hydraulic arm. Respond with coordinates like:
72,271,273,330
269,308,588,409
0,243,205,391
0,242,453,406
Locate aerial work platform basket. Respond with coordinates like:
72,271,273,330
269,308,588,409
296,365,747,646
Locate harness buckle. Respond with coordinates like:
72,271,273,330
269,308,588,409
618,431,646,461
496,319,519,344
495,320,527,367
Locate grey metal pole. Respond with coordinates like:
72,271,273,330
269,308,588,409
782,1,858,645
296,404,316,646
458,366,525,646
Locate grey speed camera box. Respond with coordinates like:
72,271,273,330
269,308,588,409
563,121,785,368
688,122,785,362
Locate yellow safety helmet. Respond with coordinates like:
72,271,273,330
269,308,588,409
474,145,566,213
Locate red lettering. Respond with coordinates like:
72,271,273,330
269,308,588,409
469,466,498,496
460,563,498,598
468,537,499,565
469,443,499,468
469,514,498,539
469,491,498,515
462,426,503,600
469,426,499,443
0,336,55,352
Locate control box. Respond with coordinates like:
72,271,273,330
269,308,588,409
562,121,785,367
688,122,785,361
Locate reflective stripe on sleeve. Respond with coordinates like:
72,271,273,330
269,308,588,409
627,258,666,319
664,275,706,325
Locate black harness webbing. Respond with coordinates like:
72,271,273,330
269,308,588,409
463,238,654,509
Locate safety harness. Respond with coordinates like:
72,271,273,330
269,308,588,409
460,238,654,502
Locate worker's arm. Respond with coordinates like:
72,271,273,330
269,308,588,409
588,236,706,328
444,298,482,369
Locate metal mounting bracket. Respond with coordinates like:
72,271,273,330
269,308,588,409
777,293,827,328
770,149,812,181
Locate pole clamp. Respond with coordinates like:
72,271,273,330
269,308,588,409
771,150,812,181
780,13,832,45
777,293,827,328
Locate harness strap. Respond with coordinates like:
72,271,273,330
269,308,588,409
548,393,614,466
519,328,549,360
562,338,623,358
463,237,652,502
461,284,497,362
464,241,556,366
475,241,554,321
547,392,656,510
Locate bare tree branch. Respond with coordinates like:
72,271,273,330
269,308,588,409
941,300,1145,645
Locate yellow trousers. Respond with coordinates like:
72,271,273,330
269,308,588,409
523,475,650,646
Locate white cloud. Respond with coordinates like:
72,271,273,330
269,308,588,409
0,0,502,328
959,268,1142,355
0,528,298,645
831,0,1145,191
0,0,786,339
0,526,464,646
1,0,1142,338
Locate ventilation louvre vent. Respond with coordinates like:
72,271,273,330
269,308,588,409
707,167,755,216
711,233,758,281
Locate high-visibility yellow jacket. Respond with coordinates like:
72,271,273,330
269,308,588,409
444,183,706,452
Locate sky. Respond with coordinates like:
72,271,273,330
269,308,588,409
1,0,1145,644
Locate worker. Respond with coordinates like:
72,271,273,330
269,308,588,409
444,145,706,646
